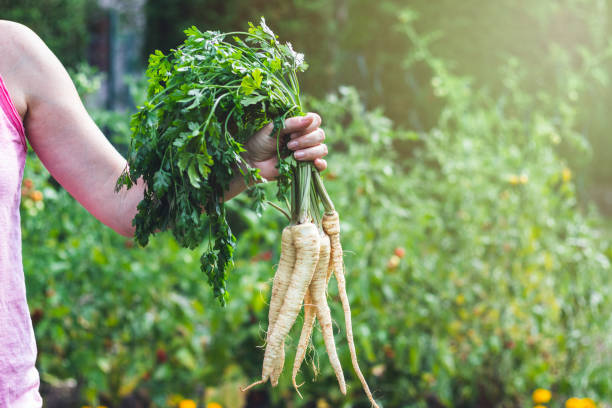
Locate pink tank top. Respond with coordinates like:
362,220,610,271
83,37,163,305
0,73,42,407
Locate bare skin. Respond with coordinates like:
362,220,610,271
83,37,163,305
0,20,329,236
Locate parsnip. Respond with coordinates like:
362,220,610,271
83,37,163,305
323,211,379,408
243,223,319,390
308,233,346,394
268,227,296,386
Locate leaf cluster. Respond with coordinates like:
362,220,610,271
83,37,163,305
116,18,307,304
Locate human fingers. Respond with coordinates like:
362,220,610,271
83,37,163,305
287,128,325,151
293,143,328,162
280,112,321,135
313,158,327,172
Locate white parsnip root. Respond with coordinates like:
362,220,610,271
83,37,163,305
292,232,348,396
324,211,380,408
243,172,379,407
292,287,316,395
309,233,346,394
268,227,296,386
243,223,320,391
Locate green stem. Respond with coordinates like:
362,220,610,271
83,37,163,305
290,166,298,224
266,200,291,222
202,92,230,133
309,180,322,228
312,168,335,214
295,161,311,224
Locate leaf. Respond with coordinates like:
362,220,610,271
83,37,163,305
187,163,201,188
196,156,212,179
240,75,257,95
268,58,281,72
252,68,263,88
183,25,201,38
172,136,186,148
153,170,171,195
177,153,191,172
240,94,266,107
241,69,264,95
175,348,197,370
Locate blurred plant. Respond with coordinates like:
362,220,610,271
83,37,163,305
1,0,92,68
24,16,612,408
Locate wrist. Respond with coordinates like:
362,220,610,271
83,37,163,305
222,160,259,202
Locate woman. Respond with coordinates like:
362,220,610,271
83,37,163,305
0,20,328,406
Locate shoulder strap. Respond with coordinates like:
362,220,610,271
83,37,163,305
0,73,26,151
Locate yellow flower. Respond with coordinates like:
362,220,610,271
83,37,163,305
97,406,109,408
30,190,43,202
207,403,223,408
566,398,582,408
316,399,331,408
562,167,572,182
535,405,547,408
580,398,597,408
509,174,520,185
533,388,552,404
519,174,528,184
179,400,197,408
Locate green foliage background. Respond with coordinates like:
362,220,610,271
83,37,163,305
0,0,92,67
142,0,612,191
5,0,612,407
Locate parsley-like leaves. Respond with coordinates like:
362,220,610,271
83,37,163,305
117,18,306,305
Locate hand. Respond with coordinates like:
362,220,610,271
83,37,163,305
243,112,328,180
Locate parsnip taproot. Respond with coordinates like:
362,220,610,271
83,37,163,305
267,227,296,386
309,233,346,394
291,288,316,395
243,223,319,390
323,211,380,408
291,229,339,393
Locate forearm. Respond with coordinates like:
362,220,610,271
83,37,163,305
112,172,146,237
222,172,250,202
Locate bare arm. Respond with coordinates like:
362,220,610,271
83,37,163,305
2,21,327,237
3,22,142,236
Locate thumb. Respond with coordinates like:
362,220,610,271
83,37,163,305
245,122,278,162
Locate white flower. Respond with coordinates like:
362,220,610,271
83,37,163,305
260,17,275,38
286,42,305,67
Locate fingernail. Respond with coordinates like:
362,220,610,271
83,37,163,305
287,141,298,150
294,151,305,159
300,115,312,125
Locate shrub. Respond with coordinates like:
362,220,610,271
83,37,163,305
1,0,92,68
23,34,612,408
